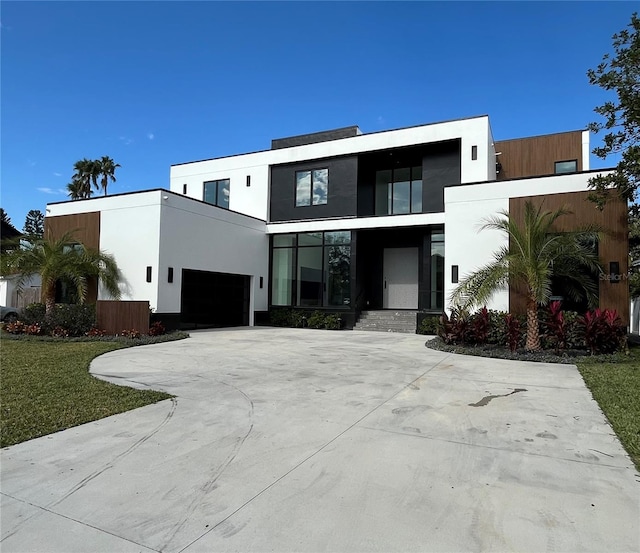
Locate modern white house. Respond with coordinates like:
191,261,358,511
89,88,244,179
45,115,628,331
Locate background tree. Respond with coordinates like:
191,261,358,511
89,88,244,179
450,202,602,351
0,208,12,226
587,12,639,208
95,156,120,196
23,210,44,238
0,231,121,314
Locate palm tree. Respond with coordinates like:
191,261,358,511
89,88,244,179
71,158,99,199
66,178,85,200
95,156,120,196
450,201,602,351
0,231,121,314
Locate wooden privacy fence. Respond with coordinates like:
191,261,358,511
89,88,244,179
12,287,41,309
97,300,150,335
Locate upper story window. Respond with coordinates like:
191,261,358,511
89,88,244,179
296,168,328,207
203,179,230,209
554,160,577,174
375,166,422,215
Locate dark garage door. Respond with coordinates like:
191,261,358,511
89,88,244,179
181,269,250,328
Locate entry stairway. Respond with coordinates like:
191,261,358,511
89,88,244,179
353,310,418,334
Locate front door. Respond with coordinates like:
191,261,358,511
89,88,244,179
383,247,419,309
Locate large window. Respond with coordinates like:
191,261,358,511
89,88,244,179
296,168,328,207
271,231,351,307
375,166,422,215
429,231,444,310
203,179,230,209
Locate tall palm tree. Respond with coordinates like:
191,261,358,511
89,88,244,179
66,178,85,200
0,231,121,314
71,158,98,199
450,201,602,351
95,156,120,196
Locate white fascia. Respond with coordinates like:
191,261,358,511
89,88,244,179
266,212,444,234
170,116,494,220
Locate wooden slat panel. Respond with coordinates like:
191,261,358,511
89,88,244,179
509,192,628,323
44,212,100,250
97,300,150,335
495,131,583,180
44,212,101,303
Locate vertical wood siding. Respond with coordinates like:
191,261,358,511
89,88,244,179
509,192,628,323
495,131,583,180
44,212,101,303
97,300,150,335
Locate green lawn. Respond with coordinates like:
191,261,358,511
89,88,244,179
576,347,640,471
0,338,171,448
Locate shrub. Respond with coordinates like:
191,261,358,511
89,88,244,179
121,329,141,339
504,314,521,352
323,313,342,330
306,311,326,329
486,310,508,345
21,303,96,337
579,308,626,355
4,321,26,335
543,301,567,353
289,310,308,328
22,303,46,325
468,307,490,345
438,309,469,345
85,327,107,337
50,326,69,338
46,304,96,336
269,308,291,327
25,323,42,336
148,321,166,336
417,315,439,335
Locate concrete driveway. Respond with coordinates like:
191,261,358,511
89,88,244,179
1,328,638,553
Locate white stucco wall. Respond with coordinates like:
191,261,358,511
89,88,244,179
170,116,494,221
48,191,163,307
444,171,610,313
48,191,268,323
156,193,268,321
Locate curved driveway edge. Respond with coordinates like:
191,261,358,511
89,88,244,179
1,327,638,552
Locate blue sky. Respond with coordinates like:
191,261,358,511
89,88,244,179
0,1,635,230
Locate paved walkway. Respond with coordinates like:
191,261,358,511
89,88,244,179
1,328,638,552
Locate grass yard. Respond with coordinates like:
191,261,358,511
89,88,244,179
0,338,171,448
576,347,640,471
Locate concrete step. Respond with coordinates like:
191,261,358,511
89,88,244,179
354,310,418,333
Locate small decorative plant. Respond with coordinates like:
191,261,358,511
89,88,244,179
148,321,166,336
504,314,521,352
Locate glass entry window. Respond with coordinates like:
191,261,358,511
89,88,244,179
271,231,351,307
429,231,444,310
375,166,422,215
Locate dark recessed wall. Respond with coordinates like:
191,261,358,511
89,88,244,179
357,140,461,216
269,156,358,222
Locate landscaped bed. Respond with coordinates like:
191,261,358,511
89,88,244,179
0,331,188,448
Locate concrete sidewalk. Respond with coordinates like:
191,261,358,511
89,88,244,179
1,328,638,552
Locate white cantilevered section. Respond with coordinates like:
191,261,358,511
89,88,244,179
170,116,495,221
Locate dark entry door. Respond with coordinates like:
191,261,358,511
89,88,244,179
181,269,250,328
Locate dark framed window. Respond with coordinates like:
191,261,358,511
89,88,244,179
375,166,422,215
554,160,577,174
203,179,230,209
271,231,351,307
429,231,444,310
295,168,328,207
